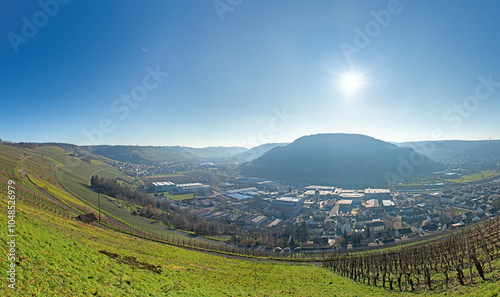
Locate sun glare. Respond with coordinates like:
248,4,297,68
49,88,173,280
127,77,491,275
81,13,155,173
340,72,364,95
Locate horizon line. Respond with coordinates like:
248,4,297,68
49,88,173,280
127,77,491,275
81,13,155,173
2,134,499,150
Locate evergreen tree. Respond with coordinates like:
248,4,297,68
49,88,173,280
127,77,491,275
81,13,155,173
301,221,309,243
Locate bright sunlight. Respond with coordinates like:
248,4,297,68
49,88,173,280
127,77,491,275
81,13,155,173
339,71,364,95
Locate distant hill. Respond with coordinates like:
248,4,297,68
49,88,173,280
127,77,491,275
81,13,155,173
82,145,247,163
81,146,190,163
232,143,289,162
240,134,444,188
399,140,500,162
165,146,247,159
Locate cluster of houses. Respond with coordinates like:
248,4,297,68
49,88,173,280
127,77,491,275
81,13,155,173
111,160,193,177
314,184,500,248
154,172,500,249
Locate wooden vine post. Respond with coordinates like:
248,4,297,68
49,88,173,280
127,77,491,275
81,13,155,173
478,226,492,271
467,235,473,285
404,253,407,291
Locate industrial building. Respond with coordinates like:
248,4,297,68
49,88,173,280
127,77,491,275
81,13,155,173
337,199,355,213
364,188,391,200
268,197,304,217
152,181,211,194
224,187,259,200
152,181,176,192
338,192,363,205
176,183,211,194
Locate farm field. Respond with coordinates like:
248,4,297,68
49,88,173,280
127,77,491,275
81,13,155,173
398,170,500,189
165,193,194,201
452,170,500,183
147,174,196,184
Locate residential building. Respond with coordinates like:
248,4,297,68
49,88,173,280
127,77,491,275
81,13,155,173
365,221,385,234
354,216,373,228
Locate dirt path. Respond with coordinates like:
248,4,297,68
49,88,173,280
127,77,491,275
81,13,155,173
21,156,79,215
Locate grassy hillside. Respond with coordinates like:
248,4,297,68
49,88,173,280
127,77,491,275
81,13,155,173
30,146,208,245
0,202,371,295
1,143,499,296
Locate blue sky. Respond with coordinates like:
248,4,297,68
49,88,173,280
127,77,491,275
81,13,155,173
1,0,500,147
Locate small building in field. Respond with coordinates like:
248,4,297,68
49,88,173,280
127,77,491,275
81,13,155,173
77,213,97,223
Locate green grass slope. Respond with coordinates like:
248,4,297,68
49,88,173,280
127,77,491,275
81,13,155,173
0,200,430,296
1,143,499,296
3,197,500,296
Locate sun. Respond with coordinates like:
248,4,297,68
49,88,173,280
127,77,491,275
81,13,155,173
339,72,364,95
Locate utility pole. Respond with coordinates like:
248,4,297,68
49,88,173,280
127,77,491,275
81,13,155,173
98,191,101,223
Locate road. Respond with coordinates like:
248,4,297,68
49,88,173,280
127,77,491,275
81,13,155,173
20,156,79,215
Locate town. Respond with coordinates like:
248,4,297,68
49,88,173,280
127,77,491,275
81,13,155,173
108,159,500,252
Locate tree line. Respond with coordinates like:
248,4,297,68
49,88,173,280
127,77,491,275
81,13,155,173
90,175,235,236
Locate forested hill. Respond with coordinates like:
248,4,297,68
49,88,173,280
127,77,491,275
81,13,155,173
241,134,444,188
81,145,247,163
399,140,500,163
231,143,289,162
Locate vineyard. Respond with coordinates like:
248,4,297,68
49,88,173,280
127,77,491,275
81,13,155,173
324,218,500,291
0,145,21,176
25,156,58,185
0,145,301,259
